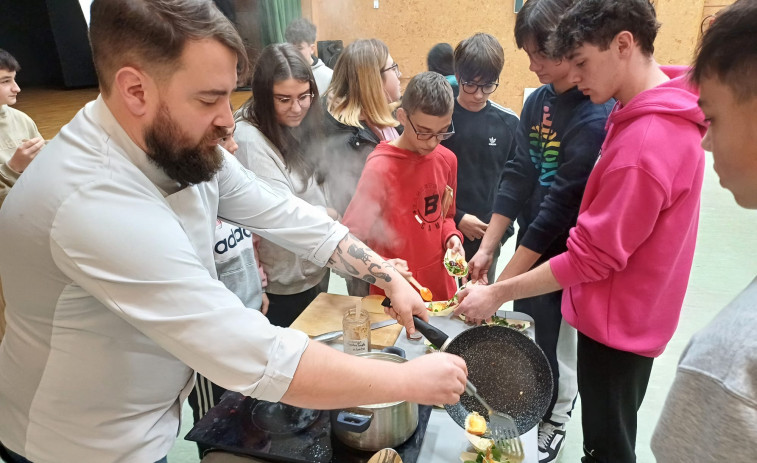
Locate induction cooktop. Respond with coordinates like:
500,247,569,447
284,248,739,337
185,391,432,463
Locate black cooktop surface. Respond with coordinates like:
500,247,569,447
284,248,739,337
185,391,432,463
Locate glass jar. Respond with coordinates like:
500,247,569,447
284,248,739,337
343,306,371,355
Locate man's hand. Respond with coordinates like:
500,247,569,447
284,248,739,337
383,278,429,336
7,137,44,174
446,235,464,257
457,214,488,241
453,283,503,325
400,353,468,405
467,249,493,285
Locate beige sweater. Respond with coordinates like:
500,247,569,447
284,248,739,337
0,104,41,208
234,121,330,295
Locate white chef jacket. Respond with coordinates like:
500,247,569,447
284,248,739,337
0,96,348,463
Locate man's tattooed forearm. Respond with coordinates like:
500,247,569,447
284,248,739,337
337,252,359,275
367,263,392,283
347,244,371,264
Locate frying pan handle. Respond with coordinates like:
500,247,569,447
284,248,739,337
382,298,452,350
412,316,450,350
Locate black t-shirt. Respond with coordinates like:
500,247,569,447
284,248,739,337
441,99,519,226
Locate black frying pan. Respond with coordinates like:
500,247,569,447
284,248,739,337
412,315,553,435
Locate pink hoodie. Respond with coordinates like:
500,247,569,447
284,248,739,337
549,66,707,357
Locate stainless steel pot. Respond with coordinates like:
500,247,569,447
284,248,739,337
331,347,419,451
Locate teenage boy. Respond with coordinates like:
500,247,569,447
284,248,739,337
440,33,519,285
0,49,45,343
652,1,757,460
285,18,333,94
467,1,614,461
0,49,44,208
455,1,707,462
343,72,464,301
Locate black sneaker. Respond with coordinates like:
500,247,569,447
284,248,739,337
538,421,566,463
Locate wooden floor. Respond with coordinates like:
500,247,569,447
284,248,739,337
13,87,253,140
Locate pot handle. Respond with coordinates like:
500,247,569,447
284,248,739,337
381,346,406,358
334,410,373,433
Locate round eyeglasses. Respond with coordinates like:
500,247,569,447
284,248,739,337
274,93,314,108
460,81,499,95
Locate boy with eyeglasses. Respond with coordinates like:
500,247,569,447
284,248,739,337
441,33,519,285
466,1,614,461
342,72,464,300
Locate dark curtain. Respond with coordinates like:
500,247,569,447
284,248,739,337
0,0,96,88
259,0,301,45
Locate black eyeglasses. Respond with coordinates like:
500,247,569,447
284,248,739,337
406,115,455,141
460,80,499,95
381,62,401,78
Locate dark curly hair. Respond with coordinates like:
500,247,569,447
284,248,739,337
546,0,660,59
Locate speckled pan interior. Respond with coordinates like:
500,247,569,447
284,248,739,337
443,325,553,435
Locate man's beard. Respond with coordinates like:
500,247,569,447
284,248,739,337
144,104,226,187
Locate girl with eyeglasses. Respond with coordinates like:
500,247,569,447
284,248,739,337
319,38,402,296
234,43,337,327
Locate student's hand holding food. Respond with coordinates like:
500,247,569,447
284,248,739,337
453,283,502,325
457,213,488,241
8,136,45,173
446,234,465,258
444,238,468,279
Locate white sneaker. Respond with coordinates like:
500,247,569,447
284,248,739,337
538,421,567,463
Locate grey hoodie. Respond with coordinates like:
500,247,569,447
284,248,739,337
651,277,757,461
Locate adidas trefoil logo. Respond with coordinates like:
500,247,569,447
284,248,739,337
488,137,497,146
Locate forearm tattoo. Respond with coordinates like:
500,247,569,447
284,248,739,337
367,263,391,283
333,245,359,275
330,236,395,284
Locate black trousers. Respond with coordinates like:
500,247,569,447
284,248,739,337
578,332,654,463
514,289,566,423
265,272,330,328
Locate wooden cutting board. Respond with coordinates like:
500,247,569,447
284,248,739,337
290,293,403,349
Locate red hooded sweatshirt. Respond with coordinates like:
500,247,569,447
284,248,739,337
549,66,707,357
342,141,462,300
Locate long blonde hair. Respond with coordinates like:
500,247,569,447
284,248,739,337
326,38,398,129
